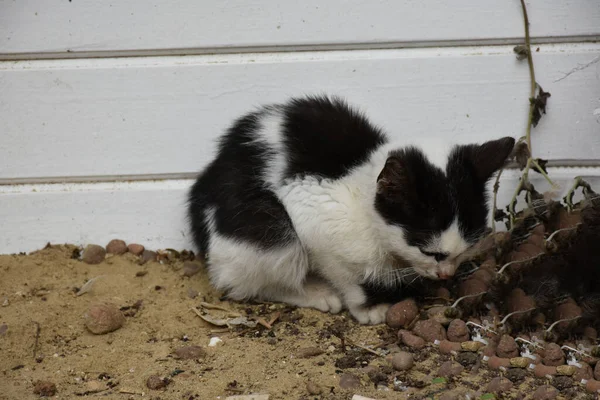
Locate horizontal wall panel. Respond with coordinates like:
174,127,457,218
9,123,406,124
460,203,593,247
2,44,599,181
1,1,600,56
1,167,599,254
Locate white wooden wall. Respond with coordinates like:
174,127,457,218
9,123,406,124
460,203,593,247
1,1,600,253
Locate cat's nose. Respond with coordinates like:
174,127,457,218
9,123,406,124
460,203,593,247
437,271,451,280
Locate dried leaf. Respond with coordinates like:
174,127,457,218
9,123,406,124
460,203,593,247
530,86,551,127
191,307,257,328
513,45,529,61
532,158,548,175
495,209,508,222
514,141,531,170
76,276,103,296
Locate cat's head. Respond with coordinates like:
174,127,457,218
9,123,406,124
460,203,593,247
375,136,515,280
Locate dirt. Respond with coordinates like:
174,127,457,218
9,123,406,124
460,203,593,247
0,244,594,400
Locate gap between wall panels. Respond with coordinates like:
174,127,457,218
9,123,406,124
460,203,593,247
1,167,600,254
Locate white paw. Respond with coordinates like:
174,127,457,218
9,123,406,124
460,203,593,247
303,282,343,314
349,303,391,325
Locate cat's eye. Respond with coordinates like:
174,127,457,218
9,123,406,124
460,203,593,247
420,249,448,262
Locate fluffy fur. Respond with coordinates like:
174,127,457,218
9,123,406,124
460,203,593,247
188,95,514,324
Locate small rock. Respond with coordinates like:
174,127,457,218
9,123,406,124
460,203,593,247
146,375,168,390
456,352,478,367
106,239,127,255
412,319,446,342
543,343,565,366
390,351,413,371
496,334,519,358
84,303,125,334
2,297,9,307
574,362,593,381
505,367,527,382
398,329,425,350
461,341,484,352
306,381,322,395
532,385,558,400
486,377,513,393
386,299,418,328
128,243,145,256
208,337,223,347
509,357,530,368
0,324,7,336
141,250,158,264
82,244,106,264
187,288,199,299
437,361,464,377
267,337,277,345
339,373,361,390
447,319,469,342
182,261,203,277
84,380,105,394
173,345,206,360
297,347,325,358
555,365,576,376
33,380,57,397
426,306,453,325
551,376,573,390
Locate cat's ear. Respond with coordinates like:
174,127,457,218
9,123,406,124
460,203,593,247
469,137,516,181
376,156,410,197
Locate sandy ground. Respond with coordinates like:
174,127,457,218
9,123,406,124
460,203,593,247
0,243,592,400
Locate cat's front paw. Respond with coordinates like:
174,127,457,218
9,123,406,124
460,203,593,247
349,303,391,325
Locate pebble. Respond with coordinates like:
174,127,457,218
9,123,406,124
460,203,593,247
84,380,105,394
461,341,484,352
585,379,600,393
594,360,600,380
82,244,106,264
141,250,158,264
456,352,478,367
208,337,223,347
426,306,453,325
182,261,203,277
412,319,446,342
398,329,425,350
127,243,145,256
146,375,168,390
509,357,530,368
2,297,10,306
437,361,464,377
551,376,573,390
555,365,576,376
0,324,7,336
486,377,513,393
173,345,206,360
339,373,361,390
447,319,469,342
543,343,565,366
532,385,558,400
187,288,199,299
297,347,325,358
438,340,461,355
486,356,511,370
106,239,128,255
574,362,593,381
84,302,125,334
505,367,527,382
306,381,322,395
533,364,557,378
33,380,57,397
496,334,519,358
386,299,418,328
390,351,413,371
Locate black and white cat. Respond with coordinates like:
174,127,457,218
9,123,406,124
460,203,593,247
187,95,515,324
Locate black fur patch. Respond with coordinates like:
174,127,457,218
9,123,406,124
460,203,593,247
280,96,387,180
